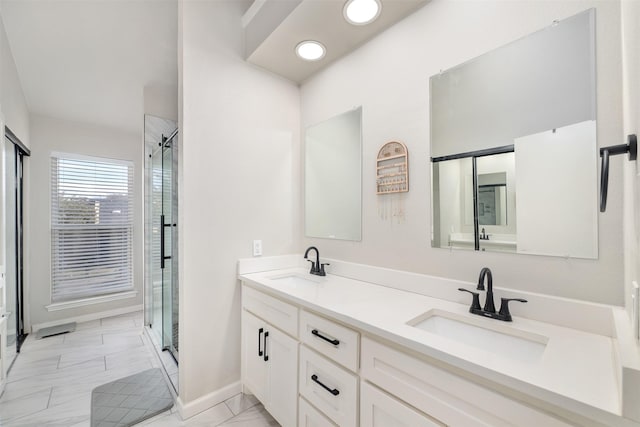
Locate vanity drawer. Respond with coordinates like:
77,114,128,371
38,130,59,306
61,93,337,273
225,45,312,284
299,397,338,427
242,285,298,337
300,310,359,371
361,380,445,427
361,337,575,427
299,345,358,427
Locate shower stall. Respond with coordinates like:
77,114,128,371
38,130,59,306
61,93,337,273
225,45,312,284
145,115,179,374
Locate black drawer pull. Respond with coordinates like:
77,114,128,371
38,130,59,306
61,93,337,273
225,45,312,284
263,331,269,362
258,328,263,357
311,329,340,346
311,374,339,396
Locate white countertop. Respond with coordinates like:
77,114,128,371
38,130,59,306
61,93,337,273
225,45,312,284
239,267,623,423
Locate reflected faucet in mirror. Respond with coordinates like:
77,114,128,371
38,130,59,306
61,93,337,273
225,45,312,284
304,246,329,276
458,267,527,322
479,228,489,241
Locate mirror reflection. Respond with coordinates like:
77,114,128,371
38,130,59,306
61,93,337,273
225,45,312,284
430,9,597,258
305,107,362,241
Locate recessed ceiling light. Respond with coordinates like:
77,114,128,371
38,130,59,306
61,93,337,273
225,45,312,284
295,41,326,61
343,0,381,25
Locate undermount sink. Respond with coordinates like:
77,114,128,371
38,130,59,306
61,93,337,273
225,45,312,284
408,310,548,363
267,273,321,287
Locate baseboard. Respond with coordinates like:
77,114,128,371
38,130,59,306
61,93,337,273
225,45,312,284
30,304,143,333
176,381,241,420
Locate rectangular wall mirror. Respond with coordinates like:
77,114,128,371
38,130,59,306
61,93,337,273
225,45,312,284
430,9,597,259
305,107,362,241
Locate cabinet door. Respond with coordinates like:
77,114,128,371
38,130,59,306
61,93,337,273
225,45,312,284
265,326,298,427
241,310,268,404
361,381,445,427
299,345,358,427
299,397,337,427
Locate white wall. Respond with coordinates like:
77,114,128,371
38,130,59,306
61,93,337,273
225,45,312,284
28,115,143,327
0,11,29,145
144,85,178,123
622,1,640,321
301,0,624,305
0,8,29,336
179,0,300,408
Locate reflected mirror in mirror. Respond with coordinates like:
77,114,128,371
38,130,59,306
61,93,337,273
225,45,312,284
478,176,507,227
305,107,362,241
430,9,597,259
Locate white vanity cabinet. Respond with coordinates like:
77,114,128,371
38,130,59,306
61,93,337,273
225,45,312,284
361,337,576,427
241,288,298,427
300,309,359,371
361,380,445,427
299,308,361,426
299,345,359,426
299,395,338,427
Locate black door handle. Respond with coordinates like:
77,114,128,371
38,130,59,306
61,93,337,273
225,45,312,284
160,214,165,269
258,328,263,357
311,329,340,346
311,374,339,396
263,331,269,362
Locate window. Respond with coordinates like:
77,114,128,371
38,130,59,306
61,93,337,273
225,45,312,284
51,153,134,302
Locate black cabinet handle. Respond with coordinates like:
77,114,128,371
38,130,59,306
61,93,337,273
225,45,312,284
258,328,263,357
311,374,339,396
263,331,269,362
311,329,340,346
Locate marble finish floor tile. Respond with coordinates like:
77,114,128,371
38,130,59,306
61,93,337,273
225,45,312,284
224,393,259,416
216,404,279,427
0,312,280,426
0,388,53,424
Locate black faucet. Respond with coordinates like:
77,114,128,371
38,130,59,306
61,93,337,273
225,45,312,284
304,246,329,276
479,228,489,240
477,267,495,313
458,267,527,322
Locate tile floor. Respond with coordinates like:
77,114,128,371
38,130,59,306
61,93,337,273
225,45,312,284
0,311,279,426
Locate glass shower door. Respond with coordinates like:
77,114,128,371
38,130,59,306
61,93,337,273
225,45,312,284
161,138,178,356
150,133,178,360
150,149,163,345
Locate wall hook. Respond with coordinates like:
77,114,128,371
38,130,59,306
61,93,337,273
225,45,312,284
600,134,637,212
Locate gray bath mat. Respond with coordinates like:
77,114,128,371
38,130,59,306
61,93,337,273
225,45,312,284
36,322,76,339
90,368,173,427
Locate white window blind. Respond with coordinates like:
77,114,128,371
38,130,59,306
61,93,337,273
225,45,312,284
51,154,134,302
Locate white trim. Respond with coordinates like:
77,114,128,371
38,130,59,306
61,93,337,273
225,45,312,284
45,290,137,312
176,381,241,420
241,0,267,28
32,304,142,333
50,150,134,167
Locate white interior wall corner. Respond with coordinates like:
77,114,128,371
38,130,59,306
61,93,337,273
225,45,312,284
178,0,300,407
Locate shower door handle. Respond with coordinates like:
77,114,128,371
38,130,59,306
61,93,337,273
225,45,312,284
160,215,166,269
160,215,172,269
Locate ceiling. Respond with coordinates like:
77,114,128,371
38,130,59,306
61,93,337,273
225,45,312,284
244,0,430,83
0,0,178,134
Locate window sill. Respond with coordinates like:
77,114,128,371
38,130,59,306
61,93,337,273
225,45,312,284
45,290,138,312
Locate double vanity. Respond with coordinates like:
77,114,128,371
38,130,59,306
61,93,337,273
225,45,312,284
238,254,640,427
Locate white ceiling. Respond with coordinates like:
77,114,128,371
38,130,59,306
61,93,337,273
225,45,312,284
245,0,430,83
1,0,178,134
